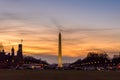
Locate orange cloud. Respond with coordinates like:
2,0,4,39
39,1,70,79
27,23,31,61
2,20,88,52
0,19,120,58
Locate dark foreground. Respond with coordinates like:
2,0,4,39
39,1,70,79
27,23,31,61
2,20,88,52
0,70,120,80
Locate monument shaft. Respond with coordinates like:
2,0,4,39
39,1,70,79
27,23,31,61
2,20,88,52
58,32,62,68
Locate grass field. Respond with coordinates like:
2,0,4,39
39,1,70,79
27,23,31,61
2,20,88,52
0,70,120,80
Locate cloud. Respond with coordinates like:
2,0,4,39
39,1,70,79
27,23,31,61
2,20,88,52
0,13,120,64
0,12,28,21
50,18,64,32
2,0,24,3
24,45,55,51
61,27,119,34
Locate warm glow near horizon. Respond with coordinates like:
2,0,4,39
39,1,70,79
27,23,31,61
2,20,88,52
0,0,120,63
1,28,120,58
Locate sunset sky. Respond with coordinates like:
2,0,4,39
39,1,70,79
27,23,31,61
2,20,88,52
0,0,120,63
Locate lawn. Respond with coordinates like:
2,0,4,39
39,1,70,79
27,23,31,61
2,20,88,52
0,70,120,80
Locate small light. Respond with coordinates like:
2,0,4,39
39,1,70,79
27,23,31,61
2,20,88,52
6,59,8,62
12,60,14,63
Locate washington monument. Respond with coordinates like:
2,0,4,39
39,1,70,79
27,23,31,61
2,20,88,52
58,32,63,68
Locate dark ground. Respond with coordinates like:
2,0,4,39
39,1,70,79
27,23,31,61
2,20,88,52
0,70,120,80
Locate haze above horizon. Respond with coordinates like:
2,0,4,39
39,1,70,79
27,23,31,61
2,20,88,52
0,0,120,63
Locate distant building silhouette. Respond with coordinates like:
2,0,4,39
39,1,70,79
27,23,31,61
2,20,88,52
11,46,15,57
17,44,23,65
0,43,24,68
0,43,48,69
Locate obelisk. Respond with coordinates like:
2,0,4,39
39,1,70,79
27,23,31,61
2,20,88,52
58,32,63,68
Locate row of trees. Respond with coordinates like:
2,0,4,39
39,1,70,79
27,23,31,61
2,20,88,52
70,52,120,69
24,56,48,65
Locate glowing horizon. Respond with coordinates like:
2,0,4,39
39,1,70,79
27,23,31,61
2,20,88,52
0,0,120,63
